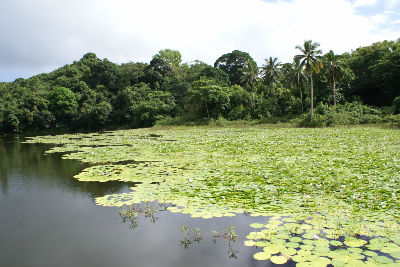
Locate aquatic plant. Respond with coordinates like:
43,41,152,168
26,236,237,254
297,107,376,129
26,126,400,266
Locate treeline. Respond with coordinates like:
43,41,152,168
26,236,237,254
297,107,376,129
1,40,400,134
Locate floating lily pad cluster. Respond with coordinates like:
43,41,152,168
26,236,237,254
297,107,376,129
246,215,400,266
26,126,400,265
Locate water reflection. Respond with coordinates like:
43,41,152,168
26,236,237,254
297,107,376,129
0,138,9,195
0,135,132,199
118,201,242,260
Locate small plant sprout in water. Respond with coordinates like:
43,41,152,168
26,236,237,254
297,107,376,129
180,225,202,249
179,225,238,258
119,202,170,229
213,226,239,258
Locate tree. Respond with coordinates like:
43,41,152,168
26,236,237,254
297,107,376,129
214,50,257,85
239,61,260,109
345,41,399,106
112,83,176,127
48,87,78,125
188,77,230,119
156,49,182,70
324,50,347,106
292,58,308,112
295,40,323,121
120,62,148,86
262,57,281,89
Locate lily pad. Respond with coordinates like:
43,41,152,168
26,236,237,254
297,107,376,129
344,238,367,247
372,255,394,264
253,251,271,260
270,255,288,264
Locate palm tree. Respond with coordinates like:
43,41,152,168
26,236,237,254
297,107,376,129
293,58,308,112
262,57,281,90
295,40,323,121
324,50,347,106
240,61,260,108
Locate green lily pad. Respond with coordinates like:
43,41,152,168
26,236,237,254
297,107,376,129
244,240,256,247
389,250,400,259
270,255,288,264
297,249,312,257
289,236,303,243
253,251,271,260
250,223,265,229
344,238,368,247
348,247,363,254
254,240,271,247
372,255,394,264
330,240,343,246
363,250,378,257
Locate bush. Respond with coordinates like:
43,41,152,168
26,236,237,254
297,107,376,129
393,96,400,114
383,114,400,127
298,102,388,127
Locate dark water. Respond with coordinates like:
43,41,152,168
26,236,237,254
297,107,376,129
0,136,287,267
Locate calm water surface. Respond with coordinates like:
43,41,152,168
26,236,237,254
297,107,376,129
0,136,292,267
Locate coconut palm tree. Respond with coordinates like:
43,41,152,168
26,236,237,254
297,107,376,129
293,58,308,112
324,50,347,106
295,40,323,121
262,57,282,90
240,61,260,108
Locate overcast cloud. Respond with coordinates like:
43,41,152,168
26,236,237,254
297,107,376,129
0,0,399,82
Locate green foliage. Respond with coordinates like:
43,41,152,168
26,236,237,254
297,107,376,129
1,40,400,134
48,87,78,124
113,83,176,128
393,96,400,114
262,57,282,87
187,77,231,119
346,40,400,106
214,50,257,86
298,102,387,127
295,40,323,121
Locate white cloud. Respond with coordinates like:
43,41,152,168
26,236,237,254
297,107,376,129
353,0,379,7
391,19,400,24
385,0,400,8
0,0,399,81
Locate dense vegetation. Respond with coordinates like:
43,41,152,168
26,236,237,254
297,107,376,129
1,40,400,134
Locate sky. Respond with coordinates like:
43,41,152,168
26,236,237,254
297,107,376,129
0,0,399,82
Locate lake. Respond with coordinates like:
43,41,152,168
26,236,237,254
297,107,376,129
0,135,277,267
2,126,400,267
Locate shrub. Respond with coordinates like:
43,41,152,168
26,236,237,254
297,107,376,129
393,96,400,114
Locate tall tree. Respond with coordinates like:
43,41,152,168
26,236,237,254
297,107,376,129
324,50,347,106
239,61,260,109
262,57,281,89
295,40,323,121
292,58,308,112
214,50,257,85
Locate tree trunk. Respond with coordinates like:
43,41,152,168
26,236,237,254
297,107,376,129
333,77,337,106
251,87,255,109
300,87,304,113
310,74,314,121
297,73,303,113
205,101,210,119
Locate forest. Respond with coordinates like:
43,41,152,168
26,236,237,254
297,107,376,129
1,39,400,134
